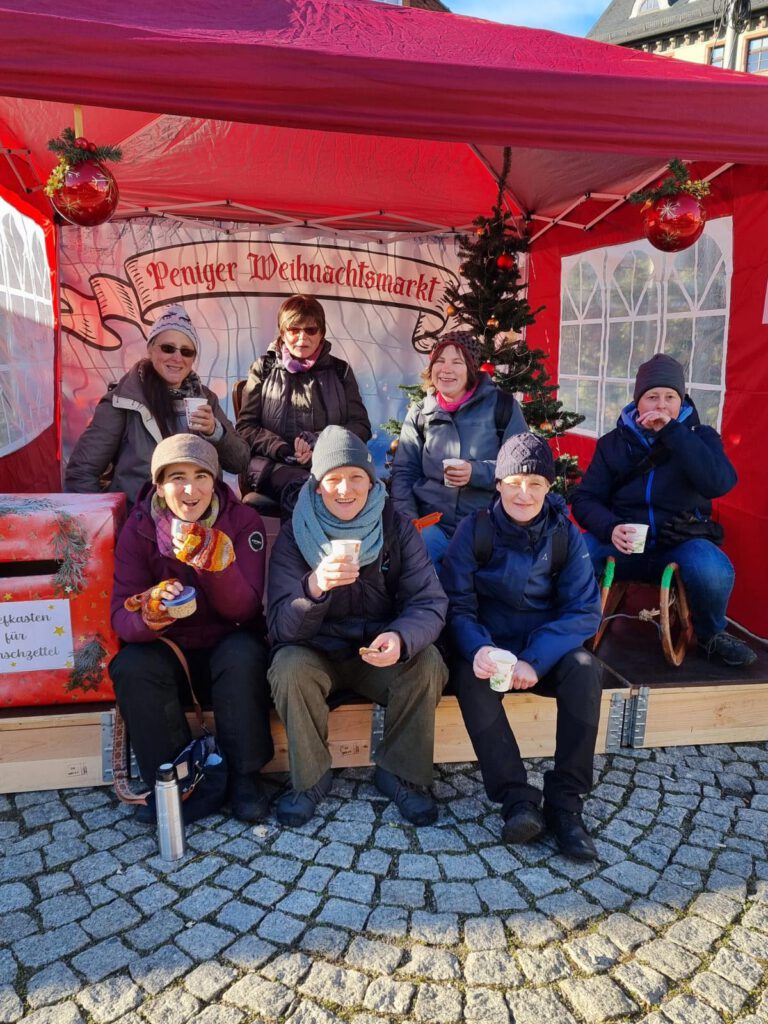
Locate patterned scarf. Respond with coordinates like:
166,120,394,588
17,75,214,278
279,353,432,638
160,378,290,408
292,479,387,570
151,492,219,558
138,360,203,399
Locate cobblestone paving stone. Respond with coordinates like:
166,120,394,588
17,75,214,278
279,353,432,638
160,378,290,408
2,745,768,1023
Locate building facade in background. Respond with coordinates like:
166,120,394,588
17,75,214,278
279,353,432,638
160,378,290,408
589,0,768,72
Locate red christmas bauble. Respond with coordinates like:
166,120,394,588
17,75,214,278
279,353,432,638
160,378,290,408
496,253,515,270
479,362,496,374
51,160,119,227
642,194,705,253
74,137,89,150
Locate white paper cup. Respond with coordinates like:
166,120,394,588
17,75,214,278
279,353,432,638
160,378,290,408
488,649,517,692
184,396,208,428
626,523,649,554
330,539,361,562
443,458,465,487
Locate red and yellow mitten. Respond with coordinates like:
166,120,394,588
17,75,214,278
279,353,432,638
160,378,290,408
173,522,235,572
124,579,180,630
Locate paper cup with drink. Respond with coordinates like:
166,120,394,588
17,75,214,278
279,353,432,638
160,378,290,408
330,539,362,563
625,523,649,554
443,458,465,487
488,648,518,692
184,396,208,429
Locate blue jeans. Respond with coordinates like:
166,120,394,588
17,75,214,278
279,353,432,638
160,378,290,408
420,523,451,569
583,533,735,641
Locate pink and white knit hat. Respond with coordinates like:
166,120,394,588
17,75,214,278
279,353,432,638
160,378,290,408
147,305,200,352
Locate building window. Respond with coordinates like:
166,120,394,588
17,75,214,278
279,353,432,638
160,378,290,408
709,44,725,67
634,0,660,13
558,220,732,437
746,36,768,73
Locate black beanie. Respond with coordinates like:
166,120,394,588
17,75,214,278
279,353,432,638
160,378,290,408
310,426,376,484
495,433,555,483
633,354,685,403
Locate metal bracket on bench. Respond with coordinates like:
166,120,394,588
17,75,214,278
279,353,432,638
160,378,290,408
100,710,140,783
370,704,385,758
604,686,650,752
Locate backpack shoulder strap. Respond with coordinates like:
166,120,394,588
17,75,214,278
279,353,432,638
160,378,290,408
472,508,494,567
494,389,518,440
380,500,401,599
550,522,569,582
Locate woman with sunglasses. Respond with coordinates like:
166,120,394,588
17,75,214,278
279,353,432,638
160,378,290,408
65,305,248,507
236,294,371,514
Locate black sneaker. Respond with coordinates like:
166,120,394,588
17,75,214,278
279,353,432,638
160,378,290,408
374,767,438,826
544,806,597,862
699,632,757,668
276,769,333,827
501,801,545,845
230,772,269,823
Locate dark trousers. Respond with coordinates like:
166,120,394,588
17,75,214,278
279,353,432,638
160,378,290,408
452,648,601,817
110,632,274,789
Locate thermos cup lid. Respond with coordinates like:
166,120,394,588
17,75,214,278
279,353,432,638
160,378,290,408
156,763,176,783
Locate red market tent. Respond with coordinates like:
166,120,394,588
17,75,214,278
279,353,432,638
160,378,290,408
0,0,766,634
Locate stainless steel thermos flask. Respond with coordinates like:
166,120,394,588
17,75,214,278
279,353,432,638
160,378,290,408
155,763,186,861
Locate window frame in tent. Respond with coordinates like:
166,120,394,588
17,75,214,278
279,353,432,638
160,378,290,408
557,218,733,439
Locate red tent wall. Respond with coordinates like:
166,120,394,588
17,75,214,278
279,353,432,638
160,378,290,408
0,130,60,492
527,165,768,638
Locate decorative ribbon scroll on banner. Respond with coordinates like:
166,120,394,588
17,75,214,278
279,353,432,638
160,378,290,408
61,240,459,352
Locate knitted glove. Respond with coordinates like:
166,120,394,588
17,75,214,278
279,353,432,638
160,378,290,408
173,522,235,572
124,579,180,630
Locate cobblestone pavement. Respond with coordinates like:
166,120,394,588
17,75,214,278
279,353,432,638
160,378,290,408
2,744,768,1024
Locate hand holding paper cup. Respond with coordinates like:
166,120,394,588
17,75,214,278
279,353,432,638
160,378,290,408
443,458,466,487
488,649,517,692
184,396,209,429
626,523,649,554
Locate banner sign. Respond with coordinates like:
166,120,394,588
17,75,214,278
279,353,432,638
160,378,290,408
59,220,461,465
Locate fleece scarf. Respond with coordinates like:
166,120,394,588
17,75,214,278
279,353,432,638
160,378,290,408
292,478,387,570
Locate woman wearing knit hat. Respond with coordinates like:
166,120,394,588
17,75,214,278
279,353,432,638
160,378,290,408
572,353,756,668
109,433,273,824
65,304,248,507
441,433,603,861
267,425,449,828
236,294,371,516
391,330,527,568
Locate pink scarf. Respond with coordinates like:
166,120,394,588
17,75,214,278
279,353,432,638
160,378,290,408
436,383,478,414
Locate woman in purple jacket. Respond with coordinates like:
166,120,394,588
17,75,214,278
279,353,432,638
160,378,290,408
109,433,273,823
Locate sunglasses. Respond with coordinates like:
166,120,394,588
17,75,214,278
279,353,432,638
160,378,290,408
156,342,196,358
284,325,320,337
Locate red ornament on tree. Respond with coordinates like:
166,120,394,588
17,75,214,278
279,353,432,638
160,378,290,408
51,161,119,227
641,194,706,254
479,362,496,375
496,253,515,270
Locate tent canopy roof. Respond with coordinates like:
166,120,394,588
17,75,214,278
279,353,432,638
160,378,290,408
1,0,767,234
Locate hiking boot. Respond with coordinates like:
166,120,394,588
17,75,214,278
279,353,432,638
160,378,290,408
134,798,156,825
501,801,545,845
374,767,437,826
699,632,757,668
544,806,597,862
276,769,333,827
230,772,269,823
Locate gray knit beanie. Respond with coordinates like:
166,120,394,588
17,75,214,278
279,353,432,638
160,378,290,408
495,433,555,483
151,433,219,483
147,304,200,352
429,330,481,369
633,354,685,403
310,426,376,484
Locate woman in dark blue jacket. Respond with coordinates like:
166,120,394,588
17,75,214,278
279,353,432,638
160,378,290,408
571,354,755,668
441,434,602,861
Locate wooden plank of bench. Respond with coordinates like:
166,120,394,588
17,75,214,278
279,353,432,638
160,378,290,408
0,710,107,793
639,682,768,748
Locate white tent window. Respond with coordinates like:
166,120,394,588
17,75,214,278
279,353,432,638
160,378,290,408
558,218,732,438
0,197,55,456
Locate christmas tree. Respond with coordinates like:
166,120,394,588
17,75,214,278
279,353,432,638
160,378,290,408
385,147,584,496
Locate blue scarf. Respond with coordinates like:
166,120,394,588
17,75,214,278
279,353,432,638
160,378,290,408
292,479,387,569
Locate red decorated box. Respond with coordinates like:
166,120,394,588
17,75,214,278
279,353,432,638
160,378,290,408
0,493,126,707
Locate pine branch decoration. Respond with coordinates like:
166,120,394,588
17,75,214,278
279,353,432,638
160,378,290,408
66,634,108,693
52,513,89,597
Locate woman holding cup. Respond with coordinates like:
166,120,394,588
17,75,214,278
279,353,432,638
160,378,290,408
441,434,603,861
390,331,527,568
571,354,755,668
65,305,247,507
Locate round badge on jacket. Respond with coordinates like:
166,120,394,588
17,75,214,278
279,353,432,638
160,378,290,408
248,531,265,552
